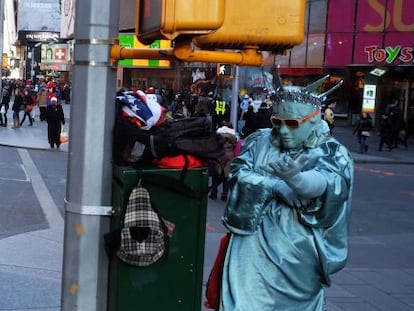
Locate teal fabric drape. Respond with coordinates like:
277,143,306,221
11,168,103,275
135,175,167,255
220,127,354,311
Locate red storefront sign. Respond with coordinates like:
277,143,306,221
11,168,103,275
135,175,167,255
325,0,414,67
364,45,413,64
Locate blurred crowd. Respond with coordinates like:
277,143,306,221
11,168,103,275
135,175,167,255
0,78,71,128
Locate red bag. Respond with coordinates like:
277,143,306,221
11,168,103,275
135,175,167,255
25,105,34,112
153,154,207,169
204,233,231,310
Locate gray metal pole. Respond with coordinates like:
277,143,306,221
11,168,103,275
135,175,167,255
230,65,239,132
60,0,119,310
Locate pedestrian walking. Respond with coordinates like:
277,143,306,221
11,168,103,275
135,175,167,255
20,88,34,127
378,114,393,151
45,97,65,149
209,121,237,201
37,85,48,121
354,111,373,153
218,76,353,311
386,98,403,148
11,88,24,128
0,87,11,127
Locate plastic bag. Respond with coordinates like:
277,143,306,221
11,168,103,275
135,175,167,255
60,128,69,143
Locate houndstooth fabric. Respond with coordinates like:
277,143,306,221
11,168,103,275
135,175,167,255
117,185,166,266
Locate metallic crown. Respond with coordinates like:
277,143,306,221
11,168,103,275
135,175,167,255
274,74,344,108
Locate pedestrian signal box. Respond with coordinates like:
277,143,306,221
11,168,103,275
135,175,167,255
217,64,232,76
193,0,305,53
136,0,225,45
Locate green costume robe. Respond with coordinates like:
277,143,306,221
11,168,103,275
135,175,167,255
220,125,354,311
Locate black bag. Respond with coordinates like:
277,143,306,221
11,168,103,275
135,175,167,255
113,116,229,172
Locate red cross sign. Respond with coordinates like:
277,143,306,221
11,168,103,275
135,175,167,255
55,48,67,61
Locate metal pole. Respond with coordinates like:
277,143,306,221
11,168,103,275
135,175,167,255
60,0,119,310
230,65,239,132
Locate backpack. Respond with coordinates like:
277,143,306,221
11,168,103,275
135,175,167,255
105,181,169,267
113,116,229,173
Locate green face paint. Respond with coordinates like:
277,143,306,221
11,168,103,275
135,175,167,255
274,101,320,150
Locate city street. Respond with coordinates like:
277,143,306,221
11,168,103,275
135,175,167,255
0,121,414,310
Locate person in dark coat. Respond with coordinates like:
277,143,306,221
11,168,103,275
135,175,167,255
378,114,393,151
254,102,273,130
241,105,256,138
45,97,65,149
12,88,24,128
353,111,373,153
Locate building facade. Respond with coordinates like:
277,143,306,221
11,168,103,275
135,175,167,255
276,0,414,127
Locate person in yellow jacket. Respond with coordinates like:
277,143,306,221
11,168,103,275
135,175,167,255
324,100,336,135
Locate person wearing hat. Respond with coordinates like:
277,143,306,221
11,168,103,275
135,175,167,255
45,97,65,149
218,76,353,310
46,80,58,106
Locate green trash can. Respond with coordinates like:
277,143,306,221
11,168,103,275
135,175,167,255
107,165,209,311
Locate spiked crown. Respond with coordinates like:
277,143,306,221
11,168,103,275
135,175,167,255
274,74,344,109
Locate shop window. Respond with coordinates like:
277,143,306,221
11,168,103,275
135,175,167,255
308,0,327,33
326,0,355,32
306,33,324,67
324,33,353,67
289,39,307,67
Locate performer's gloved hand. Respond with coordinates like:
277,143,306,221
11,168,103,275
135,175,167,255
270,154,326,198
272,181,303,208
270,154,309,180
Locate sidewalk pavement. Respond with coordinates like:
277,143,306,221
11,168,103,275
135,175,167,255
0,104,71,152
0,108,413,310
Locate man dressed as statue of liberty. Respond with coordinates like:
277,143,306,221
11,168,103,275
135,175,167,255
219,74,354,311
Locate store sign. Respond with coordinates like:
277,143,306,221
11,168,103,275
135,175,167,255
359,0,414,32
41,44,69,63
364,45,413,64
362,84,376,113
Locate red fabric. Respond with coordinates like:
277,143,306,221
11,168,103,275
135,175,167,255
204,233,231,310
233,139,243,157
154,154,207,169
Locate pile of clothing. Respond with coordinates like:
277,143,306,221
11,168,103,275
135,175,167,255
116,89,167,130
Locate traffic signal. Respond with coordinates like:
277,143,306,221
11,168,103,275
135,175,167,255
193,0,305,53
136,0,225,45
217,64,232,76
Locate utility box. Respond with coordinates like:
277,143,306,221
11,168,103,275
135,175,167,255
107,166,209,311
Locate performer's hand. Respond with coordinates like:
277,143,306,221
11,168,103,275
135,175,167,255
270,154,309,181
274,181,306,209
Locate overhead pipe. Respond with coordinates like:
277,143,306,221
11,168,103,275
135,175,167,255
110,37,264,66
173,38,263,66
